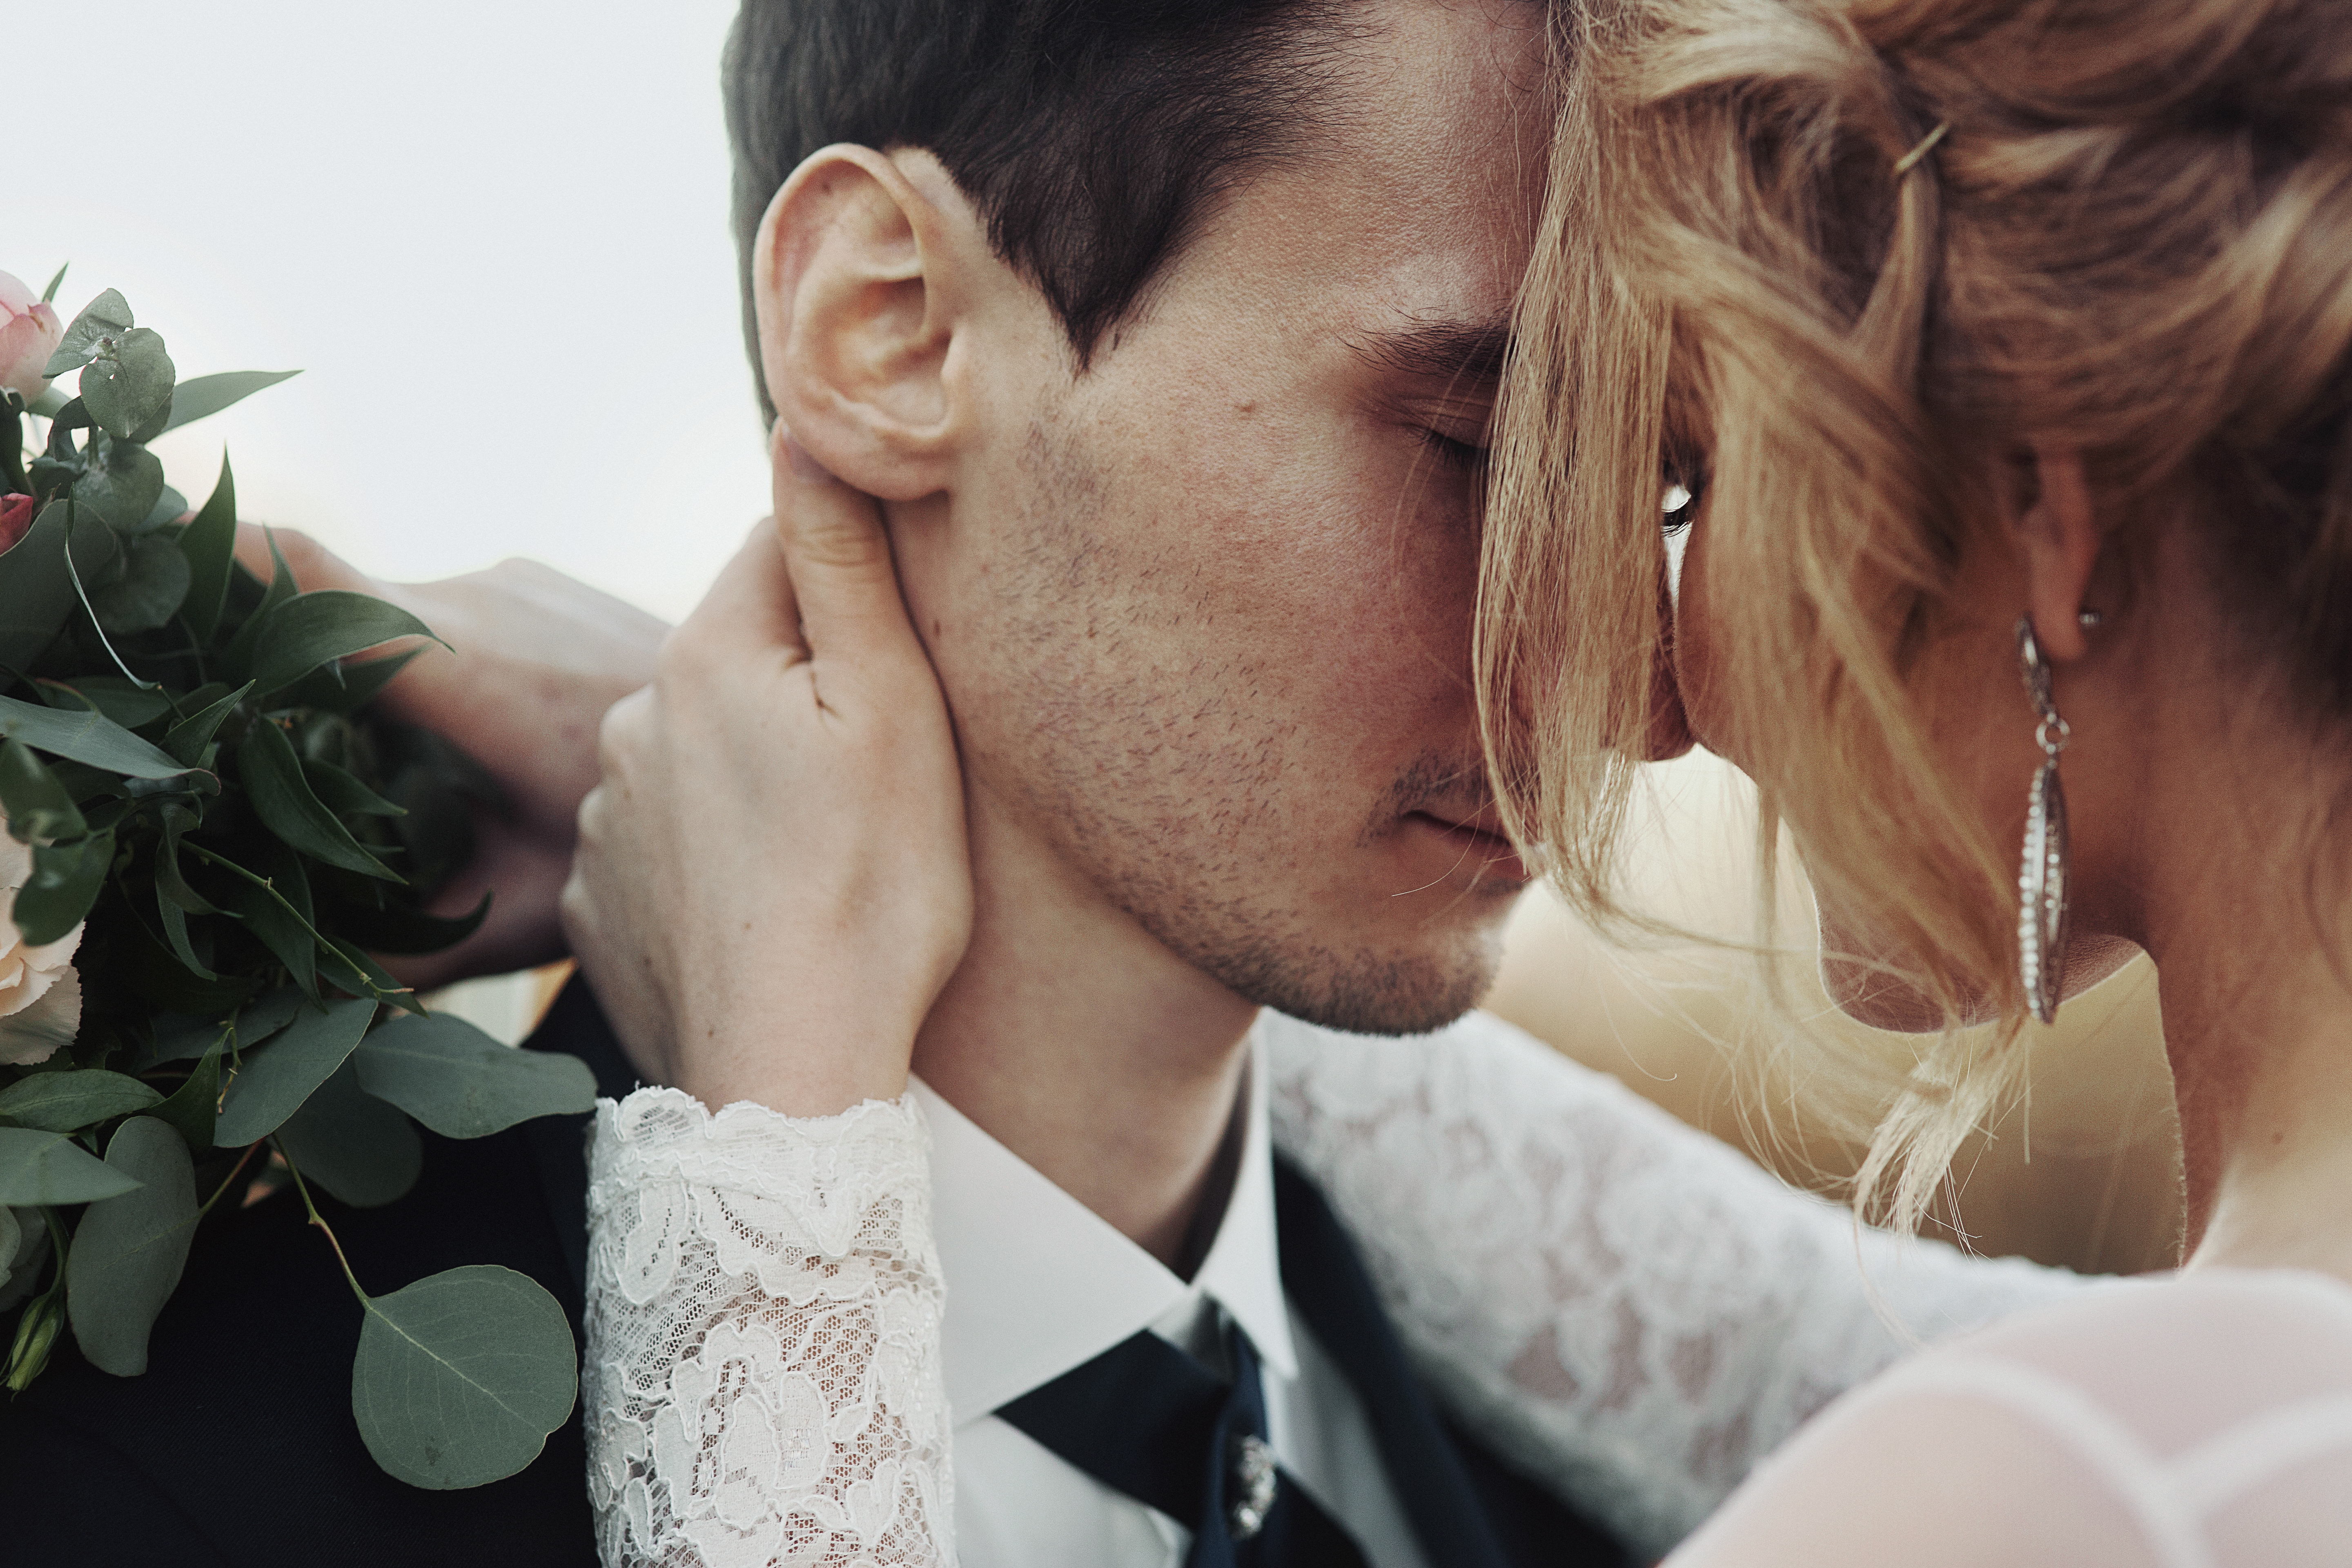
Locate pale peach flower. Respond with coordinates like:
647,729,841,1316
0,271,63,405
0,833,84,1067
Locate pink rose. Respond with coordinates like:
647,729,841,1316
0,270,64,404
0,494,31,554
0,832,83,1067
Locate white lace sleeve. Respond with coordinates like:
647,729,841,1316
1263,1010,2096,1563
584,1087,954,1568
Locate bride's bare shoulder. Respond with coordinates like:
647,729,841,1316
1667,1270,2352,1567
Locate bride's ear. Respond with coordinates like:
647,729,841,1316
2007,443,2104,663
750,145,973,501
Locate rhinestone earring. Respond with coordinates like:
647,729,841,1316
2014,617,2071,1024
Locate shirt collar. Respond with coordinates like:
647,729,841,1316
915,1020,1297,1423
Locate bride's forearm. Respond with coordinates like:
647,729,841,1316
584,1087,956,1568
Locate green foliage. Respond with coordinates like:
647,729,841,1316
0,287,592,1489
66,1116,197,1375
350,1265,578,1490
158,370,300,437
249,591,444,698
42,290,135,380
0,1070,162,1131
276,1060,421,1207
354,1011,596,1139
0,1127,143,1205
213,997,376,1145
0,693,193,778
150,1036,224,1152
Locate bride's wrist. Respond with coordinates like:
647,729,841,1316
666,1011,918,1118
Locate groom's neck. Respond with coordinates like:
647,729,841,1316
911,788,1260,1272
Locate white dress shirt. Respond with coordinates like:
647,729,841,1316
918,1018,1433,1568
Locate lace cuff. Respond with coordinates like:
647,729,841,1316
585,1087,953,1568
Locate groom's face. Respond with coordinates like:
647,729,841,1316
904,0,1549,1033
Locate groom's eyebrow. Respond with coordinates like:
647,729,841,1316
1352,316,1513,389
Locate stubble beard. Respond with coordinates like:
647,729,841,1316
982,416,1514,1037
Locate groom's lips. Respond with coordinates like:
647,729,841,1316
1405,808,1533,886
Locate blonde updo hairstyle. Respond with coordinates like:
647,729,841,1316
1481,0,2352,1230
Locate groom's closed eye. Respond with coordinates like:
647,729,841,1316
1354,314,1512,481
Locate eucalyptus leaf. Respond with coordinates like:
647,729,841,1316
67,498,121,581
237,985,311,1047
16,829,114,946
71,439,165,531
212,996,374,1147
89,532,193,634
0,501,79,671
66,1117,198,1376
37,676,172,730
159,370,301,435
237,718,400,882
250,592,443,699
275,1060,421,1208
0,1126,143,1204
0,693,195,780
138,1013,224,1069
137,483,190,532
177,453,237,641
41,290,133,380
352,1013,594,1140
350,1265,577,1490
79,327,176,443
0,1205,43,1310
151,1036,225,1152
0,1070,162,1133
0,737,87,843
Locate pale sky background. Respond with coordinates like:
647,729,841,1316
17,0,767,624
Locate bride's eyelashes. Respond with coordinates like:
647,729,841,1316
1421,428,1492,474
1661,462,1710,536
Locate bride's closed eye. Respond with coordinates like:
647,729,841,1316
1662,462,1709,536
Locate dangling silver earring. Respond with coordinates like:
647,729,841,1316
2015,617,2071,1024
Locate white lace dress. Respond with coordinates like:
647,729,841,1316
582,1009,2085,1567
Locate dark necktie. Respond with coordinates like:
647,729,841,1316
999,1314,1368,1566
996,1158,1540,1567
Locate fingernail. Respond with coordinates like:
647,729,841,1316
782,433,835,485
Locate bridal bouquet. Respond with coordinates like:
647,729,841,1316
0,270,592,1489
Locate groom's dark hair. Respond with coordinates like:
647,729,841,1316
724,0,1358,410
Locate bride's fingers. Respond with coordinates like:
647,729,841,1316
769,425,932,682
673,516,805,663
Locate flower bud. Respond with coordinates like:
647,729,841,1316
6,1288,62,1393
0,270,64,404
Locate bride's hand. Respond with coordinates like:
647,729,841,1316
559,427,971,1114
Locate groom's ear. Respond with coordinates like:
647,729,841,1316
751,146,975,500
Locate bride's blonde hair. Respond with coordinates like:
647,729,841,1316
1482,0,2352,1229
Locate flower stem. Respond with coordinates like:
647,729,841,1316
197,1140,263,1217
278,1144,367,1305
